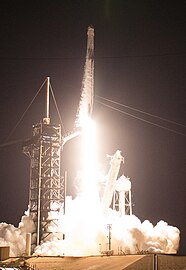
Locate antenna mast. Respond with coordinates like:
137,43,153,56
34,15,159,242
43,76,50,125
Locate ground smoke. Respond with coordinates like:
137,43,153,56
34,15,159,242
0,195,180,256
33,196,180,256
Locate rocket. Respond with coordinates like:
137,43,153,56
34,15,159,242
76,26,94,127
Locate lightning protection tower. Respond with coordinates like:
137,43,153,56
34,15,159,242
23,77,64,248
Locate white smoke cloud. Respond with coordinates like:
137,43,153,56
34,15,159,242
0,195,180,257
33,196,180,256
0,213,35,256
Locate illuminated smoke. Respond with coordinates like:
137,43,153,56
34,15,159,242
32,196,179,256
0,197,179,256
0,213,35,256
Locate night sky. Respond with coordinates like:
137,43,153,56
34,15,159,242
0,0,186,254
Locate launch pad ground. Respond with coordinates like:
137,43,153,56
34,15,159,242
2,254,186,270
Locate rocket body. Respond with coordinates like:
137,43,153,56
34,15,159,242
76,26,94,126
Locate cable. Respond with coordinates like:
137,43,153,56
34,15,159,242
1,79,66,149
49,83,66,134
5,79,47,142
0,51,185,60
97,100,186,137
3,78,66,148
0,138,24,149
96,95,186,128
96,51,186,59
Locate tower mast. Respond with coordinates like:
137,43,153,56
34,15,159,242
43,76,50,125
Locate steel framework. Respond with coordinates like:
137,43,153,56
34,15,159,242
23,122,64,247
113,189,132,215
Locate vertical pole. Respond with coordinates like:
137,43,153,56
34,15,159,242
26,233,31,256
129,189,132,215
62,171,67,240
153,254,158,270
37,143,42,246
64,171,67,215
43,77,50,124
107,224,112,253
46,77,50,119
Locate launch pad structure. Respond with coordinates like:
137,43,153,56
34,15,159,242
23,77,64,247
22,26,132,251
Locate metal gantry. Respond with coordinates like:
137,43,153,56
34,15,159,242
23,78,64,247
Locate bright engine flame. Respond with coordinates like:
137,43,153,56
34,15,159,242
80,117,100,212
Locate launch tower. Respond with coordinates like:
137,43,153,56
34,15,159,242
23,78,64,247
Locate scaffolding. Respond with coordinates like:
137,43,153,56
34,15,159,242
23,122,64,246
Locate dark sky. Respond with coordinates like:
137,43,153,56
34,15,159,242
0,0,186,254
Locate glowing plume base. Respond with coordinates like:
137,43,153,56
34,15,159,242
0,197,180,257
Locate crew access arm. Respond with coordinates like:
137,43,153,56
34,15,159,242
101,150,124,216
